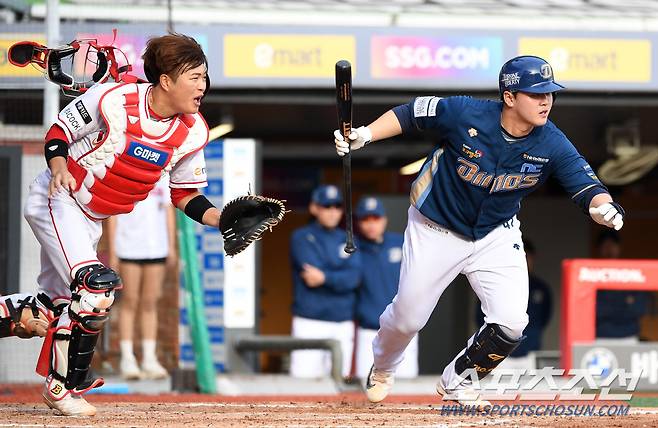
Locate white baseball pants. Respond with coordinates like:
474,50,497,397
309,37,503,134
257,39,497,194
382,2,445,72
356,327,418,379
373,206,528,387
290,316,354,378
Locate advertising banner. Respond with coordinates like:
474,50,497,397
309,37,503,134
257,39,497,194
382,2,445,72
224,34,356,78
519,38,651,82
573,343,658,390
370,35,503,80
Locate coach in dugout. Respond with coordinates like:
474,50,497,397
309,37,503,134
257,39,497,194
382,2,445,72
595,230,650,343
354,196,418,382
289,185,361,378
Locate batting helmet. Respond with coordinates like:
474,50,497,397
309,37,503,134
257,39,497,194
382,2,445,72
498,55,565,96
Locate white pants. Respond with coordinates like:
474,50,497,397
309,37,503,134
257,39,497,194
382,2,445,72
373,206,528,388
356,327,418,379
24,169,103,299
290,316,354,378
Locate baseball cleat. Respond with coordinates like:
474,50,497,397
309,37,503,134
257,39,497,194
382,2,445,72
141,359,169,379
120,357,143,380
42,389,97,416
436,378,491,410
365,365,394,403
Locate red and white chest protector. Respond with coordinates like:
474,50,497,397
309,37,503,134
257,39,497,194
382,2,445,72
66,83,208,219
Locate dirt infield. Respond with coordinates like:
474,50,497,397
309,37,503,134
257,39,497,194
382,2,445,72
2,385,657,427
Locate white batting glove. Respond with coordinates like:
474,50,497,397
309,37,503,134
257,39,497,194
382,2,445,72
589,202,625,231
334,126,372,157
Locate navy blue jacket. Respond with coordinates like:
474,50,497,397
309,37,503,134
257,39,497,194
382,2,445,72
596,290,649,338
290,222,361,322
356,232,404,330
393,96,608,240
475,274,552,357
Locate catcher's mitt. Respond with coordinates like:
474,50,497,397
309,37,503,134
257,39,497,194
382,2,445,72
219,195,286,256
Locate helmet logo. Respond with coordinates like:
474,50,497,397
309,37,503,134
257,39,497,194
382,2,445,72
540,64,553,79
501,72,520,87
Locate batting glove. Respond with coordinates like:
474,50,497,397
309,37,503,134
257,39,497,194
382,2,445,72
334,126,372,157
589,202,625,231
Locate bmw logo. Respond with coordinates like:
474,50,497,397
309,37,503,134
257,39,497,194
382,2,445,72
580,347,618,377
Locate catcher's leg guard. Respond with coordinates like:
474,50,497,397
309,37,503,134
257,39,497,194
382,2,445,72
40,264,121,399
0,293,68,338
454,323,524,380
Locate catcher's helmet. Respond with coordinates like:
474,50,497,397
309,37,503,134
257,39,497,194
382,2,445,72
498,55,565,96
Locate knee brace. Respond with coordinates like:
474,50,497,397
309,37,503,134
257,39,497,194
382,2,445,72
39,264,122,396
455,323,524,380
0,293,68,338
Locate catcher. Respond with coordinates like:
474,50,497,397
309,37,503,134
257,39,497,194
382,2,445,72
0,33,285,416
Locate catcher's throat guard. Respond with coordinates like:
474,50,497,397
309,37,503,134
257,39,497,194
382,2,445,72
219,194,287,257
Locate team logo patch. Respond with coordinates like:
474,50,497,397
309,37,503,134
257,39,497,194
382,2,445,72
522,153,549,163
520,162,543,173
388,247,402,263
413,96,437,118
583,164,600,181
50,384,63,395
75,101,92,124
468,128,478,138
540,64,553,79
461,143,483,159
339,244,350,259
127,141,168,167
501,72,520,87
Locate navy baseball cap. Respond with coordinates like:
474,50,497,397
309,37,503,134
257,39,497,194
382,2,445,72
311,185,343,206
356,196,386,219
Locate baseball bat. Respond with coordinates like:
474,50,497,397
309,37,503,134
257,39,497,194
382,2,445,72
335,60,356,254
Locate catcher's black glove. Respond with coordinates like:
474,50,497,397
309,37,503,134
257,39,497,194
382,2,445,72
219,195,286,256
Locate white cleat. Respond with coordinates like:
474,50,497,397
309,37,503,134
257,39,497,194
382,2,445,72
436,378,492,410
42,389,97,416
120,357,143,380
365,365,394,403
141,359,169,380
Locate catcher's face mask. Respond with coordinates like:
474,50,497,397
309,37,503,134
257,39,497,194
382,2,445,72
8,32,131,96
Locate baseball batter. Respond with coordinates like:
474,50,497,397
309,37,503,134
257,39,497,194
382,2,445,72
0,34,219,416
334,55,625,407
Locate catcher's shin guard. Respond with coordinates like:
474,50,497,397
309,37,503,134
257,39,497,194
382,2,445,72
39,264,121,398
454,323,524,380
0,293,67,338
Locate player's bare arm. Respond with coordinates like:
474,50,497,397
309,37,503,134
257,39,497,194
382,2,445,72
334,110,402,156
47,156,76,196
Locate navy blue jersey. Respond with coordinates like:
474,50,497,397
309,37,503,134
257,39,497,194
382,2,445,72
596,290,649,338
355,232,404,330
393,96,608,239
290,222,362,322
